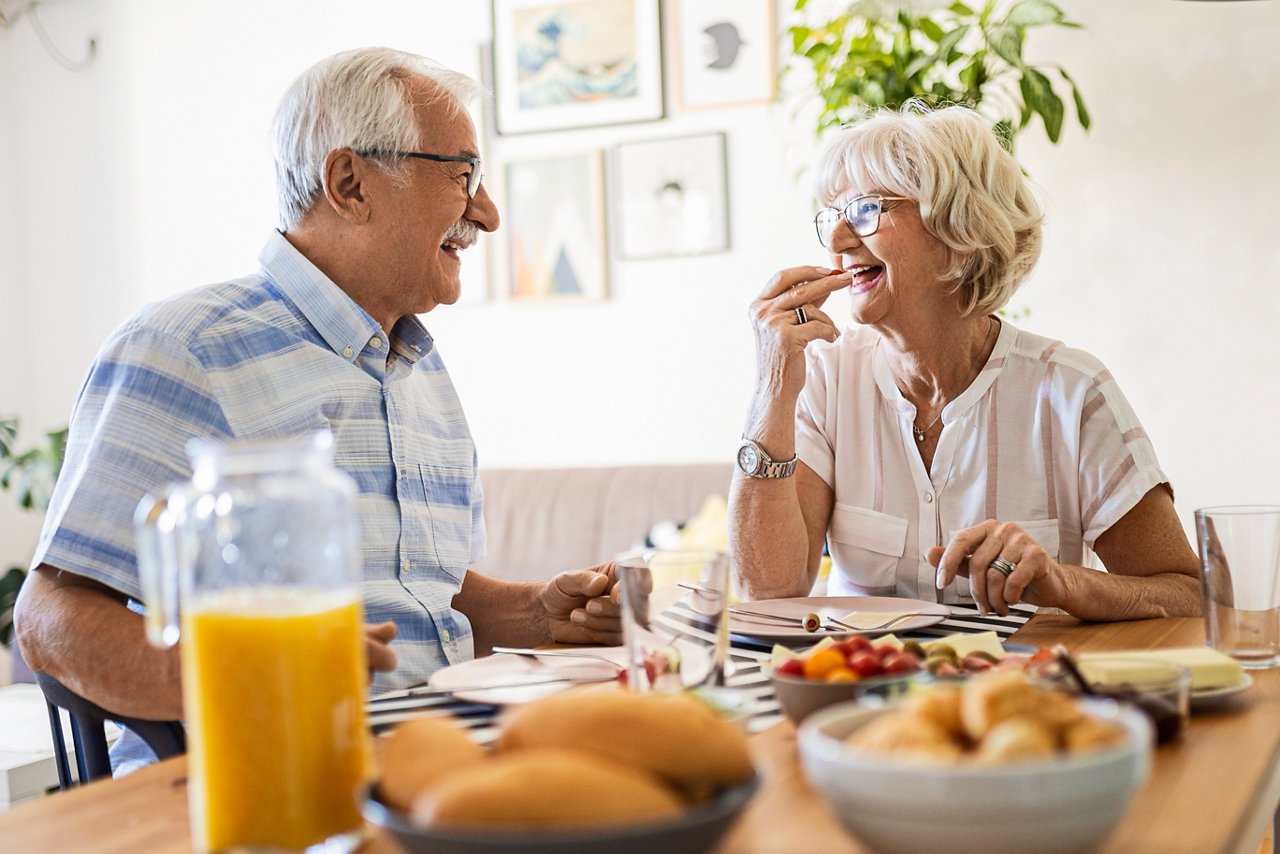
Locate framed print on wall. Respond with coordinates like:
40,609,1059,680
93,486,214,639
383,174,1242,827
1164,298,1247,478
673,0,776,110
505,152,608,300
611,132,729,260
491,0,664,134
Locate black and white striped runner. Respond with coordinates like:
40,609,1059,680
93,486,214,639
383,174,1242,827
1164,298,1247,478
366,602,1033,738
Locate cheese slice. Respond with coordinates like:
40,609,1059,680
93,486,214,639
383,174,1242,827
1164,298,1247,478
1077,647,1245,691
920,631,1006,660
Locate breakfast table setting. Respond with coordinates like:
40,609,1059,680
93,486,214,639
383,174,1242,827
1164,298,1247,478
1,597,1276,853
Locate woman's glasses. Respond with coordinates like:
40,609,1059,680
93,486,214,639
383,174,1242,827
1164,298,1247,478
813,194,909,247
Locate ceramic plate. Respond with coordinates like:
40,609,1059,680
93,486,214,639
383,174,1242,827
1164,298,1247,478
1190,673,1254,712
729,596,950,641
428,648,625,705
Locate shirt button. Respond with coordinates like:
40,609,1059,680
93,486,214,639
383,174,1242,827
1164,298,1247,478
400,558,410,572
924,492,934,504
370,336,382,348
442,629,451,642
342,346,353,358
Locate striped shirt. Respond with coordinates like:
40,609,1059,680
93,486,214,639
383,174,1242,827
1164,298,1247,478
34,230,485,692
796,320,1167,603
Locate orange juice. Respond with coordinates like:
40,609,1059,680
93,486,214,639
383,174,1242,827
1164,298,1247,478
181,587,370,851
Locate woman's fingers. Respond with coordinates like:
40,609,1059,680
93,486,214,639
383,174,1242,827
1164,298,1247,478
759,265,843,300
936,522,1054,616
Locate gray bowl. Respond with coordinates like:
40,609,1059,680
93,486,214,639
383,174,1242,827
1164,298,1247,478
769,668,921,724
364,776,759,854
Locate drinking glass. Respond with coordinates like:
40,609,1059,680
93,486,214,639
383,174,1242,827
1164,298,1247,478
136,431,370,852
615,549,731,693
1194,505,1280,669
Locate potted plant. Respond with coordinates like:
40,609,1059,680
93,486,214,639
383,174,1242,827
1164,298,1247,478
785,0,1091,151
1,416,67,655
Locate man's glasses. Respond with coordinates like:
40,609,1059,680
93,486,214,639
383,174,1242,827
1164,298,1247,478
357,150,484,198
813,194,910,247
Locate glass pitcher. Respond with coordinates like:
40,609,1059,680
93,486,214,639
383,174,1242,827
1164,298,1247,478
136,431,370,852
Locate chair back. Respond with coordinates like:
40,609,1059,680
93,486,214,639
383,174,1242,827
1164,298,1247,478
34,672,185,788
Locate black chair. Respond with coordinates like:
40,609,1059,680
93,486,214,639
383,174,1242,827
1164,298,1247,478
35,672,185,788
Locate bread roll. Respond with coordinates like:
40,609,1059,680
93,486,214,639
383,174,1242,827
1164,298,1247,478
960,671,1043,740
378,717,486,811
410,747,683,829
496,689,753,798
846,712,963,763
974,718,1056,764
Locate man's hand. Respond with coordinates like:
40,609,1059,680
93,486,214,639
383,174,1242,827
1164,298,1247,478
364,620,398,676
540,561,623,645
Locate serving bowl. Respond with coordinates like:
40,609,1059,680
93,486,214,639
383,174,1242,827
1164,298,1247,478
769,668,920,724
364,776,759,854
797,698,1151,854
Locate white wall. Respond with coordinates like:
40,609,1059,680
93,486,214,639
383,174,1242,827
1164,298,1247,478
1,0,1278,559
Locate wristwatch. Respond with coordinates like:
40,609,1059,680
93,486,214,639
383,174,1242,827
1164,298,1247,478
736,437,798,479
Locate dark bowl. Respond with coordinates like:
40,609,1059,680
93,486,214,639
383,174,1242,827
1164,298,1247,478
364,776,759,854
769,669,931,724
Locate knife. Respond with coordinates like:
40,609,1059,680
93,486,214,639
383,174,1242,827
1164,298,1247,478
368,674,617,704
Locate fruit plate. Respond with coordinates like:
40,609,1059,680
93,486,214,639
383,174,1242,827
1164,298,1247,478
364,776,759,854
729,596,950,641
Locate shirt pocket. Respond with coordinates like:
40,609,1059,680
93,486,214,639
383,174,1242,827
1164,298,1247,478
828,503,908,592
416,462,476,581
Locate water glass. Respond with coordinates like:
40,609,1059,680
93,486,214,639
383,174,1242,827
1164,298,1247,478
1194,505,1280,669
615,549,730,693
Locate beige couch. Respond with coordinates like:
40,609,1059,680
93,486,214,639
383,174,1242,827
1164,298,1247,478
473,463,735,583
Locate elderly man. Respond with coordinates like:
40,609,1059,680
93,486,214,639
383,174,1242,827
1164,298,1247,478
13,48,621,765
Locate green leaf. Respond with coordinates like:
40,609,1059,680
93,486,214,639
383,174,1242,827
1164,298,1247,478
919,17,946,43
986,26,1024,69
1005,0,1064,28
1058,67,1092,130
950,1,976,16
935,24,970,63
1024,68,1064,142
795,0,809,10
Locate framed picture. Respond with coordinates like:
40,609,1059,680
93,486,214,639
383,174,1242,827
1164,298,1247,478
673,0,776,110
491,0,664,134
504,152,608,300
611,132,729,260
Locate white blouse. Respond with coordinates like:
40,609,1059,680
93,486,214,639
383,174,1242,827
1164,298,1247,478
795,321,1167,604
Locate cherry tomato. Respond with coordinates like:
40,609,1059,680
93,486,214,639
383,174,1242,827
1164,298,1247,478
843,635,874,654
803,647,846,680
881,651,920,675
776,657,805,677
847,650,885,678
824,666,860,684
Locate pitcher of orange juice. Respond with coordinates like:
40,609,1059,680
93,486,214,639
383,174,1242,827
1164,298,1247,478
136,431,370,852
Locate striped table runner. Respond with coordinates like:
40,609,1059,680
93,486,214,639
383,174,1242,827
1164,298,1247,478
367,601,1035,740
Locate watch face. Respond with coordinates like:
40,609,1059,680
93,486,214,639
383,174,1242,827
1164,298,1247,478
737,444,760,475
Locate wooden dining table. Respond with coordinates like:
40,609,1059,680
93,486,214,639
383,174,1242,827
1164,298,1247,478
0,615,1275,853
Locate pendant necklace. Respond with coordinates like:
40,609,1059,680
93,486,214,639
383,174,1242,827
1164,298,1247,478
911,318,995,443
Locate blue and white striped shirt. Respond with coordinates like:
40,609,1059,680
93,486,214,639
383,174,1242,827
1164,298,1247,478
34,230,485,692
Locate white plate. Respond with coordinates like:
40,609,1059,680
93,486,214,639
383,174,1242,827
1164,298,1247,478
729,596,950,641
428,648,626,705
1190,673,1254,711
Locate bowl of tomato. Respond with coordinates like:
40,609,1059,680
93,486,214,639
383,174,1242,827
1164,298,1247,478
768,636,924,724
768,633,1021,724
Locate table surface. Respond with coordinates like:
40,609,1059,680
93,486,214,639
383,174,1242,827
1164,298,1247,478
0,616,1275,854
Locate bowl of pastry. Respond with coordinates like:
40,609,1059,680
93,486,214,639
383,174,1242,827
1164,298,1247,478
797,671,1152,854
366,688,758,854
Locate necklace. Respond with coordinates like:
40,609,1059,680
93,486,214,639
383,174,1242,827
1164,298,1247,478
911,317,996,443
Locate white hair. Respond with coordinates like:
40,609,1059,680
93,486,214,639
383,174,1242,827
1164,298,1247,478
271,47,486,230
812,103,1044,317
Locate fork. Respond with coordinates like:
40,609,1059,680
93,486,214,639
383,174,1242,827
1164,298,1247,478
824,612,932,632
489,646,622,667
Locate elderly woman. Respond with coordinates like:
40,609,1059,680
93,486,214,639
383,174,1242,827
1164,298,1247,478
730,105,1200,621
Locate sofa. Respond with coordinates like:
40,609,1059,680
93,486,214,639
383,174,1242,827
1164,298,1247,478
473,463,735,583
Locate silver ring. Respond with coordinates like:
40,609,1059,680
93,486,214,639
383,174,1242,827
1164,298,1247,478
989,556,1017,578
795,306,809,325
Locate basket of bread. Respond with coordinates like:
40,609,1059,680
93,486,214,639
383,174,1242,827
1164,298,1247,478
797,671,1153,854
367,688,757,854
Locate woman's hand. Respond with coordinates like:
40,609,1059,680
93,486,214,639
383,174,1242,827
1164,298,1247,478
749,266,851,398
927,521,1068,616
